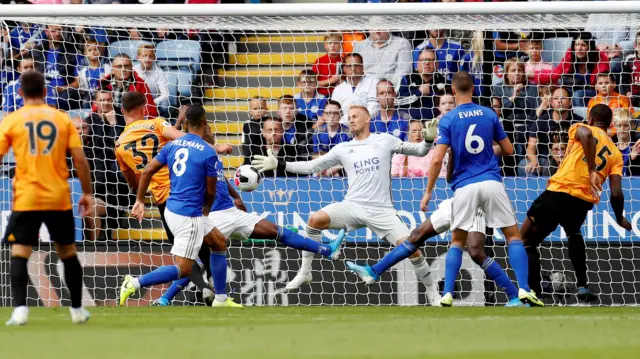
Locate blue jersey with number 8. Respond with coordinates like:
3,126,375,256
437,103,507,191
155,133,218,217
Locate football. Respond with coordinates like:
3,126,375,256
233,165,262,192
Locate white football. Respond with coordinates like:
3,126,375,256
234,165,262,192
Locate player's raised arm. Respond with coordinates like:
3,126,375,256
575,124,603,197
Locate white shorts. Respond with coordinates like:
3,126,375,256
203,207,263,240
430,199,486,235
451,180,516,232
322,200,409,244
164,208,204,260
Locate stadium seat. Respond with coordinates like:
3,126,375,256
108,40,154,60
156,40,202,73
573,106,587,119
542,38,572,66
67,109,91,120
165,72,179,106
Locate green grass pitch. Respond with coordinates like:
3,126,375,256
0,306,639,359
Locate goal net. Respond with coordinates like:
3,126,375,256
0,3,639,307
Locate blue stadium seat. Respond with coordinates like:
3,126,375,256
165,69,193,98
165,72,179,106
542,38,572,66
67,109,91,120
573,106,587,119
108,40,154,60
156,40,201,73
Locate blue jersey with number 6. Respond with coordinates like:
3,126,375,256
155,133,218,217
437,103,507,191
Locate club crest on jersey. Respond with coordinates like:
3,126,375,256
353,157,380,175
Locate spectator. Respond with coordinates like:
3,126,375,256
459,31,488,101
331,53,380,123
613,108,640,176
492,57,539,173
294,70,327,123
32,25,81,111
434,91,456,120
134,44,170,118
278,95,312,160
622,32,640,107
546,133,569,177
536,32,610,107
391,119,447,178
519,87,583,176
312,100,350,176
77,39,111,107
587,73,631,136
397,48,447,120
353,31,412,87
242,97,269,164
585,14,638,75
312,32,343,97
8,22,42,60
412,29,464,81
492,29,529,64
370,79,410,141
257,117,307,178
2,57,56,116
100,53,158,118
525,39,553,86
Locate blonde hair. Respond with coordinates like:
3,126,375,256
613,108,632,125
504,57,526,86
137,44,155,56
348,105,370,117
324,32,343,42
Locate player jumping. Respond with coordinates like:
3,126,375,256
522,104,632,302
2,71,93,325
252,105,442,305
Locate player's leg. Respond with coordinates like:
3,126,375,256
206,226,242,307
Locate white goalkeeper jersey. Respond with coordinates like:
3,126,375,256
285,133,431,209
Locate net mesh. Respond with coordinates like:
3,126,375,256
1,11,639,307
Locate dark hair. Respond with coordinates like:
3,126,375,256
571,32,599,73
297,69,318,82
590,103,613,128
452,71,474,94
596,72,616,83
113,53,132,61
186,105,207,128
324,99,342,110
343,52,363,65
261,116,283,129
20,71,46,99
121,91,147,112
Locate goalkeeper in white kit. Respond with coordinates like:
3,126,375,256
252,105,441,304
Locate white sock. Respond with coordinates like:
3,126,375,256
132,277,141,289
300,227,322,274
410,256,440,301
215,294,228,302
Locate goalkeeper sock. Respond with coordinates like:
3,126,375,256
410,255,440,301
481,257,518,300
508,240,531,291
198,246,213,279
10,256,29,307
443,245,463,295
568,234,588,288
162,277,191,302
371,241,417,276
189,261,211,292
278,226,331,257
62,256,84,308
526,244,543,296
300,227,322,273
138,265,181,288
210,251,228,301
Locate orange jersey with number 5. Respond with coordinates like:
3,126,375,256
0,104,82,211
547,123,623,204
115,118,171,204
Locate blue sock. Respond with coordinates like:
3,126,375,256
162,277,191,301
508,240,531,291
443,245,463,295
138,265,181,288
209,252,227,296
371,241,417,276
278,226,331,257
482,257,518,300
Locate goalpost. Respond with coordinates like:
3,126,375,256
0,2,639,307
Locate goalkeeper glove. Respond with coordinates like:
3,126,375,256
422,119,439,144
251,149,280,173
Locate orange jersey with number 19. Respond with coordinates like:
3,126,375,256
115,118,171,204
0,104,82,211
547,123,624,204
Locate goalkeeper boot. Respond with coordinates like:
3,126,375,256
119,275,137,306
505,298,529,308
69,307,91,324
151,297,170,307
345,261,378,285
5,306,28,326
327,229,346,261
576,286,598,303
212,297,243,308
518,288,545,307
286,271,313,291
440,292,454,307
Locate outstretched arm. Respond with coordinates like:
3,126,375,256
252,148,341,175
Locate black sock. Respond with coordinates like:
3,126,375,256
198,246,212,279
62,256,83,308
525,245,542,295
568,235,588,288
10,256,29,307
190,262,211,292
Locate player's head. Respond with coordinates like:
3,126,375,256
186,105,207,132
376,79,396,110
451,71,474,97
18,71,46,100
262,117,284,146
347,105,371,136
121,91,147,120
588,103,613,129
